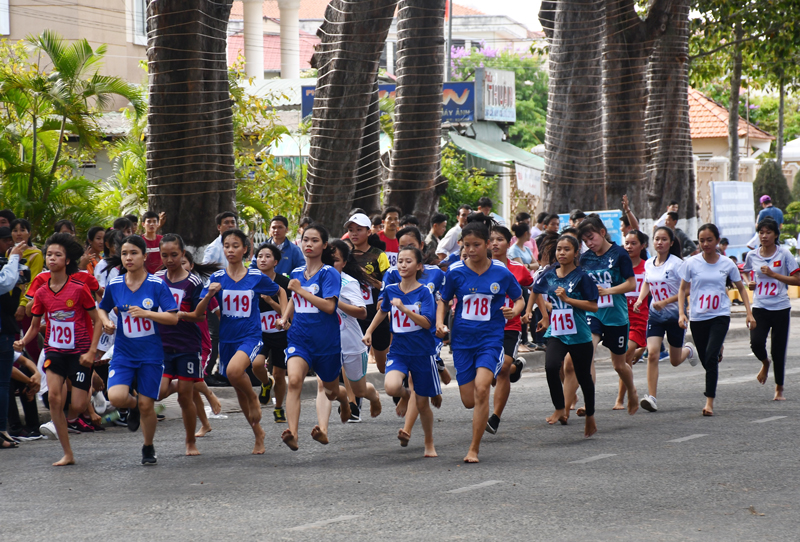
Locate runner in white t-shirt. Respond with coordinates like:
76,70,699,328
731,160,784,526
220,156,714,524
678,223,755,417
742,217,800,400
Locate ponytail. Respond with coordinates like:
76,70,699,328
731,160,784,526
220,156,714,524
460,212,495,242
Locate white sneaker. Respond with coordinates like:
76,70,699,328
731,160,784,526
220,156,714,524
39,421,58,440
684,342,698,366
92,392,108,415
640,395,658,412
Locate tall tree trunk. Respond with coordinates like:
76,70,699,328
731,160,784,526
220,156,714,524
146,0,235,247
304,0,399,229
540,0,607,212
644,0,695,220
602,0,671,215
385,0,446,228
728,23,743,182
351,81,382,215
27,114,37,203
777,72,785,164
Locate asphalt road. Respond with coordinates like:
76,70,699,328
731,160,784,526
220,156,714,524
2,332,798,541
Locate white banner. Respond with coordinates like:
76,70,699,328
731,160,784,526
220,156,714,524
515,163,541,196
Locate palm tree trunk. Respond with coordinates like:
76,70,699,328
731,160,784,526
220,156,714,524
728,23,743,182
27,114,37,202
351,81,383,215
146,0,235,247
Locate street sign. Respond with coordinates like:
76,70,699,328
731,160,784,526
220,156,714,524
558,210,624,245
475,67,516,123
711,181,755,247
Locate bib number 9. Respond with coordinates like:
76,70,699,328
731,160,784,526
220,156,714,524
461,293,492,321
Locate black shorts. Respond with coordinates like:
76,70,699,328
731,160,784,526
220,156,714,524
587,316,628,355
503,329,521,359
43,351,91,392
646,317,685,349
260,332,288,370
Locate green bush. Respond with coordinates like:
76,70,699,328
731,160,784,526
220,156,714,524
439,145,498,227
753,160,791,214
792,169,800,202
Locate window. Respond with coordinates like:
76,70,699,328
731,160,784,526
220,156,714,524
133,0,147,46
0,0,9,36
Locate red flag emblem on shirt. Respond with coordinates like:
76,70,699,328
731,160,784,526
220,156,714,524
774,261,781,267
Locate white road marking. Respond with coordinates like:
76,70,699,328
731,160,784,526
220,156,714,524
570,454,617,464
288,515,362,531
751,416,787,424
447,480,504,494
667,434,708,443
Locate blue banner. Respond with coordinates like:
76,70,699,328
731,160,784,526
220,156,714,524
558,210,624,246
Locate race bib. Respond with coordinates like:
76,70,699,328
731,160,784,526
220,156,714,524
361,285,373,304
49,320,75,349
169,288,185,308
755,277,780,297
222,289,252,318
260,310,280,333
695,293,721,314
293,286,319,314
627,274,645,298
386,252,398,267
461,293,492,322
120,311,155,338
597,282,613,308
650,281,671,303
503,296,514,320
550,308,577,337
391,305,422,333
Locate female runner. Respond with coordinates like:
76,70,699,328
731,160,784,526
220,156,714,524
743,218,799,400
532,235,599,437
199,229,279,454
633,227,696,412
276,224,351,450
365,246,440,457
437,214,524,463
14,234,102,465
251,242,290,422
487,225,533,434
678,223,755,416
98,235,179,465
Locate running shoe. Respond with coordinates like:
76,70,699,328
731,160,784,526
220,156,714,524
204,373,230,387
113,410,129,428
684,342,698,367
127,406,141,432
156,414,166,422
510,358,525,383
659,349,670,361
91,392,109,415
340,402,361,423
486,414,501,434
259,375,274,405
39,421,58,440
640,395,658,412
68,418,96,433
273,407,287,423
435,357,446,372
10,428,43,441
141,444,157,466
533,343,547,352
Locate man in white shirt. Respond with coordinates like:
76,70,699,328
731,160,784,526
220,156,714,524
655,200,679,228
436,204,471,260
203,211,238,268
478,197,506,226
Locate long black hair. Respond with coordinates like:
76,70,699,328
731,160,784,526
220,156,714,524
304,223,335,266
182,250,220,280
625,229,649,261
697,223,721,241
653,226,682,259
330,240,370,287
44,233,83,275
460,212,495,242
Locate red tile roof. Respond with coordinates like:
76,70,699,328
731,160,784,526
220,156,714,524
227,32,320,72
230,0,484,20
688,87,774,141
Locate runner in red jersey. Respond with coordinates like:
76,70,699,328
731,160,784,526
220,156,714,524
14,234,102,466
486,225,533,435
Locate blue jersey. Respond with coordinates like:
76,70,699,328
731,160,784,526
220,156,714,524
287,265,342,355
533,265,598,345
440,260,523,350
579,242,634,326
99,274,178,362
201,267,279,345
380,283,436,356
381,264,445,299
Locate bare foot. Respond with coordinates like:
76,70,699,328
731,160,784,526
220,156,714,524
627,390,639,415
569,394,578,410
311,425,329,445
208,393,222,415
252,424,266,455
440,367,452,385
612,401,625,410
339,400,351,423
576,406,586,417
702,408,713,416
186,442,201,456
756,359,770,385
396,395,409,417
369,397,382,418
53,455,75,466
281,429,299,450
195,425,212,437
424,444,438,458
584,415,597,438
398,429,410,447
463,450,480,463
431,395,442,409
774,385,785,401
546,409,567,425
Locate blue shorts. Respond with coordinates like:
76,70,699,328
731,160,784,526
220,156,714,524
587,316,628,355
218,340,262,377
163,351,203,382
285,344,342,383
386,354,442,398
452,345,504,386
108,358,164,400
647,317,685,348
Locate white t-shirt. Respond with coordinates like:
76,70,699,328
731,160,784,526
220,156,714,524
94,259,119,289
655,212,669,228
743,246,798,311
338,272,368,355
436,224,462,256
643,254,684,319
681,254,741,321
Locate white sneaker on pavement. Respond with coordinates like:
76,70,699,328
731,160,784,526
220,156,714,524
684,342,698,367
640,395,658,412
39,421,58,440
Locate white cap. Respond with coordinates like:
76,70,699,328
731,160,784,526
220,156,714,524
344,213,371,229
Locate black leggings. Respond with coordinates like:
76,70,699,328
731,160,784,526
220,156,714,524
690,316,730,399
545,338,595,417
750,307,791,386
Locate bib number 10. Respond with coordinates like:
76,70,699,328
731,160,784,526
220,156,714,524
461,294,491,321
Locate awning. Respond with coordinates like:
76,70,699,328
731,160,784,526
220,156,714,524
266,133,393,157
447,131,544,171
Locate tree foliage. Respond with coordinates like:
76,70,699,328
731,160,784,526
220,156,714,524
438,145,497,226
753,160,791,213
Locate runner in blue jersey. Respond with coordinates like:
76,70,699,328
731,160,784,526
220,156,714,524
567,215,639,416
533,235,599,438
276,224,351,451
365,246,440,457
437,214,524,463
200,229,279,455
97,235,179,466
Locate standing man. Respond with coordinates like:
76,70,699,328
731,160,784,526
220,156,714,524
530,212,547,239
425,213,447,261
664,212,698,257
655,200,679,228
379,206,402,267
436,204,471,260
267,215,304,276
757,195,784,227
569,209,586,228
203,211,238,268
142,211,165,274
477,197,505,225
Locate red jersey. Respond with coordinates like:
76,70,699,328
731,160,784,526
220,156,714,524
144,235,163,274
627,259,649,326
26,270,99,302
31,277,97,354
378,232,400,266
504,259,533,332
